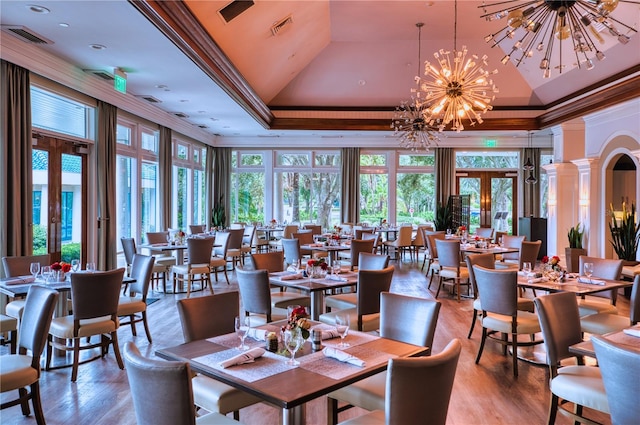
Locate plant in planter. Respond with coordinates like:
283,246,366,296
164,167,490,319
211,194,227,229
609,202,640,264
434,202,452,231
565,223,586,273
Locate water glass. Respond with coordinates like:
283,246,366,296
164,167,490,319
71,259,80,272
86,262,96,273
30,262,41,279
235,316,250,350
283,329,303,366
41,266,51,282
332,263,341,276
584,262,594,282
335,313,350,348
522,262,532,276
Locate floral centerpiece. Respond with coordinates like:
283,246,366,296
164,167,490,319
456,225,467,237
541,255,564,281
306,257,328,278
175,230,186,244
282,306,311,340
51,261,71,281
269,218,277,228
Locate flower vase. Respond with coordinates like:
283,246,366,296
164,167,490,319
55,270,66,282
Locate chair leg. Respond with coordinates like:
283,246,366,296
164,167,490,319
142,311,153,343
547,394,559,425
71,338,81,382
327,396,339,425
129,315,137,336
45,335,52,370
31,382,46,425
475,327,487,364
468,309,478,339
435,276,443,299
512,334,518,377
18,387,30,416
111,330,125,370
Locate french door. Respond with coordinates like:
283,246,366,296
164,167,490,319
456,171,517,235
32,136,88,263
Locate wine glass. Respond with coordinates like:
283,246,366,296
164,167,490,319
522,262,532,276
283,329,303,366
584,262,594,283
41,266,51,282
332,262,341,276
235,316,250,350
71,259,80,272
29,262,41,280
86,262,96,273
335,313,350,348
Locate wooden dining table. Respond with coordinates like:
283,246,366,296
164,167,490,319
516,274,633,295
569,326,640,358
138,242,188,265
299,243,351,267
156,321,428,425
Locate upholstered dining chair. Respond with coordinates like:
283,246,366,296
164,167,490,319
236,268,301,325
591,335,640,425
117,254,155,343
225,228,245,270
123,342,239,425
121,237,168,292
327,292,441,424
0,286,58,425
250,250,285,273
434,239,470,302
0,314,17,354
424,231,446,288
189,224,206,234
338,238,376,271
337,339,462,425
281,238,303,267
577,255,623,316
319,266,394,331
2,254,51,324
145,231,179,267
500,234,526,263
291,231,315,258
176,292,261,420
518,240,542,270
269,224,299,251
473,265,543,377
240,224,256,260
172,237,215,297
581,273,640,335
358,252,390,270
383,225,413,262
210,231,231,285
475,227,495,241
534,292,609,425
303,224,322,235
46,268,126,382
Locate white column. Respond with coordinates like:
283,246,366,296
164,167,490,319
571,158,600,256
543,163,578,257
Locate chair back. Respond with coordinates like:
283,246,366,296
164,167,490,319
435,239,462,269
71,268,125,322
501,235,525,261
380,292,441,349
465,253,496,299
386,339,462,425
472,265,518,316
282,225,299,239
361,231,380,248
425,232,446,260
236,268,272,319
177,292,239,342
630,274,640,324
281,238,302,265
128,254,155,300
579,255,623,302
358,252,390,270
349,239,376,270
412,226,429,248
292,231,314,246
519,240,542,269
145,232,170,256
354,228,373,240
2,254,51,277
251,251,285,273
396,226,413,246
357,266,394,318
227,228,245,250
303,224,322,235
18,286,58,367
189,224,206,234
213,231,231,257
186,237,215,265
475,227,494,240
124,342,196,425
121,238,137,266
591,335,640,425
243,224,256,245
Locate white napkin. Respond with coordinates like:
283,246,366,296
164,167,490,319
245,328,267,341
219,347,266,368
623,327,640,337
320,329,341,340
280,273,304,281
577,277,606,285
326,275,348,282
525,277,548,283
3,275,36,285
286,265,297,272
322,347,365,367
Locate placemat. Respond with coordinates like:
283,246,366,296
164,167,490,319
192,349,294,383
299,345,396,380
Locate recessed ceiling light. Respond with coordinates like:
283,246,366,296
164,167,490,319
155,84,167,89
197,110,206,114
26,4,50,14
89,44,106,50
358,80,366,86
59,23,70,28
179,99,188,102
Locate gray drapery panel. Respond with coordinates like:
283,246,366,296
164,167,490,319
206,145,215,230
521,147,541,217
159,126,172,231
96,101,117,271
212,147,231,228
341,147,360,225
0,60,32,266
435,148,454,207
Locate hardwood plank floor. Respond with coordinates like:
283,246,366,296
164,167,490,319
1,258,622,425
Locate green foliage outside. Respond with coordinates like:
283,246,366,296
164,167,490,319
33,224,81,262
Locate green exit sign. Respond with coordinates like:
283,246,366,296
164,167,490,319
484,139,497,147
114,68,127,93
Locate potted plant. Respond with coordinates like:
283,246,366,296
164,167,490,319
565,223,586,273
434,202,452,231
211,194,227,229
609,202,640,265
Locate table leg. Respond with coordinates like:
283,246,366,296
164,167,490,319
53,292,69,357
310,291,324,321
281,405,306,425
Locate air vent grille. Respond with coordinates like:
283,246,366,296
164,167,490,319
271,15,293,36
83,69,114,81
174,112,189,118
135,95,162,104
1,25,53,44
197,125,209,129
218,1,255,23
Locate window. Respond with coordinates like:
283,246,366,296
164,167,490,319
360,152,390,225
397,153,435,225
171,139,206,231
61,191,73,241
31,86,94,140
33,191,42,225
231,152,265,225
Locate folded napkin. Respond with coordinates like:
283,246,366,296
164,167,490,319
325,275,348,282
309,243,325,247
286,265,297,272
623,327,640,338
3,275,36,285
525,277,548,283
280,273,304,281
320,329,341,340
577,277,606,285
322,347,365,367
219,347,266,368
245,328,267,341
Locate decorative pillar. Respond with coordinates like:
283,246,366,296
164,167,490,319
571,158,600,256
543,163,578,257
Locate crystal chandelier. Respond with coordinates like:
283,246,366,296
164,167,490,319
392,23,441,152
480,0,639,78
416,0,499,132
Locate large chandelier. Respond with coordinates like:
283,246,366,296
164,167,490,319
416,0,499,132
480,0,639,78
392,23,441,152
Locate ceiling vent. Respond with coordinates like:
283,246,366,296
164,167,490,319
1,25,53,44
134,95,162,104
83,69,114,81
271,15,293,36
218,1,255,24
197,124,209,129
173,112,189,118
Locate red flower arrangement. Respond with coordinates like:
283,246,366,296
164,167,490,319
283,306,311,339
51,262,71,273
542,255,562,271
307,258,328,270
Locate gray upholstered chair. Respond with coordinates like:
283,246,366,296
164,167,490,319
465,253,532,339
172,237,215,297
236,268,294,325
122,237,168,292
501,234,525,263
581,273,640,334
123,342,239,425
46,268,126,382
338,238,376,271
473,265,542,377
337,339,462,425
250,250,285,273
534,292,609,424
241,224,256,260
591,335,640,425
327,292,441,424
518,240,541,270
424,231,446,287
247,253,310,309
577,255,623,316
176,292,261,420
117,254,155,343
0,286,58,425
434,239,470,302
2,254,51,323
188,224,206,234
281,238,303,267
210,231,231,284
225,228,245,269
475,227,495,240
319,266,394,331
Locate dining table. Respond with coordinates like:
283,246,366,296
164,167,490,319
299,243,351,267
138,242,188,265
269,269,358,320
460,244,520,256
569,325,640,358
156,320,428,425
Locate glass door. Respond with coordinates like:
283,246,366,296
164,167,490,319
456,171,517,235
32,136,87,263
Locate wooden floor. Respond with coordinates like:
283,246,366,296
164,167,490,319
1,257,622,425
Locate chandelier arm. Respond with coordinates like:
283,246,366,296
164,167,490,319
601,14,640,33
566,9,590,69
478,0,538,19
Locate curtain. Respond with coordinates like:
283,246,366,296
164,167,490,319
159,126,172,230
206,145,215,229
341,147,360,225
96,101,117,270
521,147,541,217
435,148,454,207
0,61,32,270
212,147,231,228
